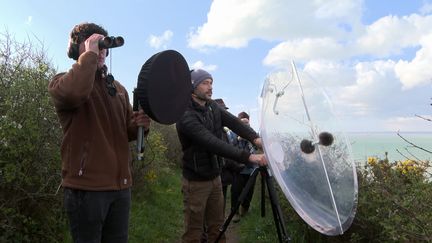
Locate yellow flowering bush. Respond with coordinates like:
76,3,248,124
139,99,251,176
144,169,158,182
395,159,426,177
131,129,169,186
367,156,377,166
364,154,429,183
347,154,432,242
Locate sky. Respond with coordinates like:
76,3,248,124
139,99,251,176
1,0,432,132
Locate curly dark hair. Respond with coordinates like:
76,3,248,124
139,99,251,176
70,22,108,44
238,111,249,119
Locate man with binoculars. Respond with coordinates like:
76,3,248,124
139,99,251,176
48,22,151,243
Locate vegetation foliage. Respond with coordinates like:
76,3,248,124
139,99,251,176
349,156,432,242
256,154,432,243
0,32,65,242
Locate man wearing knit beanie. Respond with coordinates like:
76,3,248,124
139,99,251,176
191,69,213,90
176,68,268,242
190,69,214,105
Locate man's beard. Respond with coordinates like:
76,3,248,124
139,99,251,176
194,91,211,101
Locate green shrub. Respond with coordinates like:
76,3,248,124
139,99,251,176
151,123,183,166
131,128,168,185
0,32,65,242
348,156,432,242
274,155,432,242
130,122,182,186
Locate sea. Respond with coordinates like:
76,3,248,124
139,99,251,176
347,132,432,164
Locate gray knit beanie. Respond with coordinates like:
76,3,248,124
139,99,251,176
191,69,213,90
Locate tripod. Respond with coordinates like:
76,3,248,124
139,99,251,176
215,166,291,243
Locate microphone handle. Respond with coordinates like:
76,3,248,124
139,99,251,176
137,126,145,160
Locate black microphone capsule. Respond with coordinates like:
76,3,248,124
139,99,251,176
319,132,334,146
300,139,315,154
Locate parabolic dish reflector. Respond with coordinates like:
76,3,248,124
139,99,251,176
260,62,358,235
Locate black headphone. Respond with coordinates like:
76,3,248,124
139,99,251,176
67,37,109,60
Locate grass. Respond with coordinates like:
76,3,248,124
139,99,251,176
130,168,287,242
62,168,291,242
235,177,342,243
129,168,184,242
62,168,184,243
233,178,284,243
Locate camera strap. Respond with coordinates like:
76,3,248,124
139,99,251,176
101,65,117,97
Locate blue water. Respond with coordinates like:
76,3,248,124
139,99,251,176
347,132,432,163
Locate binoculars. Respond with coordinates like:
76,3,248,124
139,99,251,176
98,36,124,49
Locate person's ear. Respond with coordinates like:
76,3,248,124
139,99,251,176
67,41,80,60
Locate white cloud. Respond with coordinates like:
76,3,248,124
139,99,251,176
303,60,356,87
260,59,423,128
262,13,432,92
395,33,432,89
313,0,363,20
284,60,400,119
263,38,349,65
356,14,432,57
383,116,432,132
263,13,432,65
188,0,363,49
147,30,173,49
335,60,400,116
324,59,431,124
190,60,217,71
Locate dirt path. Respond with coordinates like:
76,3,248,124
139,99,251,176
173,220,240,243
225,220,240,243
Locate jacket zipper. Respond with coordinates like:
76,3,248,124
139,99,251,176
100,77,122,187
193,153,198,172
78,141,89,176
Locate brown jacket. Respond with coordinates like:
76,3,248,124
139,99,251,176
48,51,137,191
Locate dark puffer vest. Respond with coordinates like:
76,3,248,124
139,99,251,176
176,99,259,181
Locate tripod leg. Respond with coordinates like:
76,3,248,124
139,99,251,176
215,167,260,243
265,169,291,243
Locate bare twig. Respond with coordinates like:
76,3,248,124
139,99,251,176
397,131,432,154
415,114,432,122
396,148,411,160
404,147,425,163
